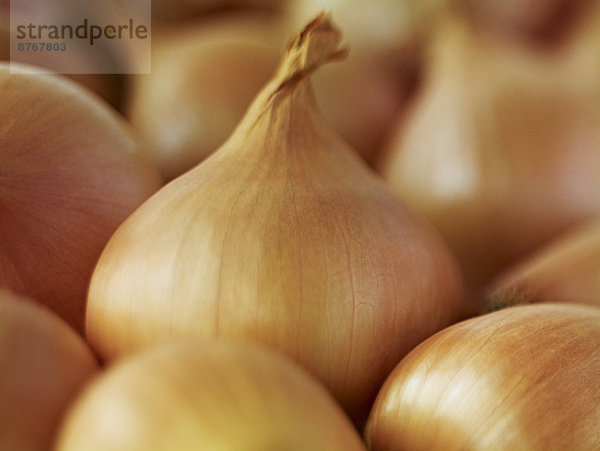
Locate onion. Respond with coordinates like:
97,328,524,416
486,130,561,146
126,14,283,180
487,219,600,309
56,341,366,450
0,62,162,334
283,0,445,162
86,13,467,424
365,303,600,450
0,289,98,451
377,14,600,310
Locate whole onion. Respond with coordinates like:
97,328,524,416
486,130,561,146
86,14,467,424
56,341,366,450
0,289,98,451
366,303,600,450
0,63,162,333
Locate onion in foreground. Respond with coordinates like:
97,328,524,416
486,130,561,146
366,303,600,450
56,341,366,451
86,13,466,424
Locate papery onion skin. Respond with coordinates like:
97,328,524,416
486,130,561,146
86,14,467,424
0,63,162,334
377,15,600,312
0,289,98,451
365,303,600,451
56,341,366,451
487,219,600,310
126,15,282,181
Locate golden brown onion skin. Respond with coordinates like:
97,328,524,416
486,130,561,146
0,289,98,451
487,219,600,309
365,303,600,450
87,15,467,424
0,63,162,334
57,341,366,451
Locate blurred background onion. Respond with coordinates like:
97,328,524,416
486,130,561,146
57,341,366,450
376,7,600,310
126,13,283,180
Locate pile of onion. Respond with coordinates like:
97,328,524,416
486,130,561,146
377,12,600,310
0,289,98,451
126,14,283,180
56,341,366,450
488,219,600,309
86,13,467,424
366,303,600,450
0,63,162,333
